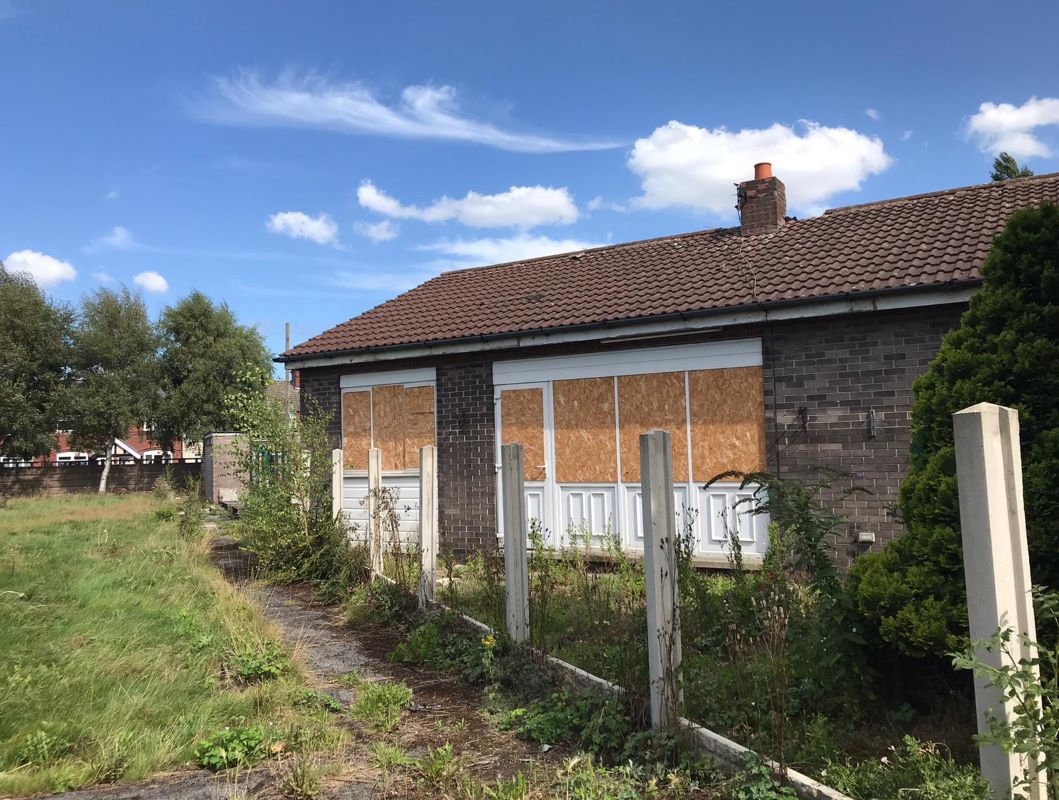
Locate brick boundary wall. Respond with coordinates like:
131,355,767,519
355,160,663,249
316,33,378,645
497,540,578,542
0,461,201,497
295,302,966,565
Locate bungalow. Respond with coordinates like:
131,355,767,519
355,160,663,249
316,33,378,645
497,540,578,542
278,166,1059,568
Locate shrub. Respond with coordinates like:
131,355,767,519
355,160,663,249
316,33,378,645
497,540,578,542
501,689,632,757
179,477,205,538
194,724,269,770
851,203,1059,658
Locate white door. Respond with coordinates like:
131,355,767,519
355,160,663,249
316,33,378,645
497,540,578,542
495,385,555,547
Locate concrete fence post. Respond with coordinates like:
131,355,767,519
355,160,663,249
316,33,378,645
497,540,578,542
954,402,1044,800
418,445,438,608
331,448,343,524
640,429,683,730
368,447,384,577
500,443,530,644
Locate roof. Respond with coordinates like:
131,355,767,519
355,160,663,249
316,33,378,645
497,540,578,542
282,172,1059,361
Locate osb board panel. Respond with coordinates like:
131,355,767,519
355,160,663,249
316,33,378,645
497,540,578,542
372,384,405,471
500,388,546,481
403,385,436,469
553,377,617,483
618,372,689,483
342,391,372,469
688,367,766,481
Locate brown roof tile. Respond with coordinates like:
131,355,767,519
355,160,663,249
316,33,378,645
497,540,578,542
283,172,1059,359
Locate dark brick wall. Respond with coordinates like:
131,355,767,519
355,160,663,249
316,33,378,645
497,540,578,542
436,361,497,556
0,461,201,496
761,305,964,568
299,367,342,449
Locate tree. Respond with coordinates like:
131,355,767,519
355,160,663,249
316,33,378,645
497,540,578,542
991,152,1034,181
0,264,73,460
154,291,272,452
68,288,158,493
850,203,1059,658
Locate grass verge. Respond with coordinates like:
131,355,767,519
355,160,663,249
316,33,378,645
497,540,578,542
0,493,343,795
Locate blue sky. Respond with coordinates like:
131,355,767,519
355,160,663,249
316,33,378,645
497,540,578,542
3,0,1058,366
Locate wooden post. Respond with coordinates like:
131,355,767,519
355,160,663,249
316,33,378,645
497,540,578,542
500,443,530,644
331,448,343,523
954,402,1044,800
418,445,438,608
640,429,683,730
368,447,384,577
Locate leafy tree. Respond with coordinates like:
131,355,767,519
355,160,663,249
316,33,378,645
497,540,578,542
850,203,1059,657
154,291,271,451
991,152,1034,181
68,288,159,492
0,264,73,460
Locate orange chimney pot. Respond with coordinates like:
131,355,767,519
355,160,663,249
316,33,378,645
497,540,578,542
754,162,773,180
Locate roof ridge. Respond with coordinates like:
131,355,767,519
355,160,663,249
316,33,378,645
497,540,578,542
824,171,1059,215
434,225,736,279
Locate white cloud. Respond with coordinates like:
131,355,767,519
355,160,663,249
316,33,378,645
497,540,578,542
967,96,1059,158
627,120,892,216
105,188,120,200
91,271,116,285
4,250,77,287
358,181,578,229
353,219,399,242
901,129,914,142
266,211,340,246
85,225,140,253
133,271,169,293
587,195,628,213
865,108,881,120
196,70,619,154
420,233,604,267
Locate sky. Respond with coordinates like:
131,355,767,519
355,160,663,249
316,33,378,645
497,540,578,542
3,0,1059,368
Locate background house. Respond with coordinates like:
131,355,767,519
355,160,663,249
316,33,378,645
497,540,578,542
280,167,1059,567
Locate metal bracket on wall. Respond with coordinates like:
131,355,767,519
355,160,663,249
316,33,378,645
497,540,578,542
868,407,877,439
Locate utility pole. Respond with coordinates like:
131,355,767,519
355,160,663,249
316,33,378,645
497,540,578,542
284,322,292,416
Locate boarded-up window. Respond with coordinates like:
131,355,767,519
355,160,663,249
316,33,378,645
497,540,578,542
342,391,372,469
617,372,689,482
688,367,765,481
553,377,617,483
404,386,436,469
342,384,436,471
500,388,546,481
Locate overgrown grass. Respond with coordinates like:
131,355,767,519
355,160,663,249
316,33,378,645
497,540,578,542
0,494,344,795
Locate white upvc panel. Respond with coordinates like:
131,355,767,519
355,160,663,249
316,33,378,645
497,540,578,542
525,484,546,531
340,367,436,390
696,483,769,557
624,484,690,551
493,338,761,386
559,485,616,544
342,473,420,548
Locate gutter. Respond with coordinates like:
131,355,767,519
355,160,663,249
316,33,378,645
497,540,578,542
276,280,979,369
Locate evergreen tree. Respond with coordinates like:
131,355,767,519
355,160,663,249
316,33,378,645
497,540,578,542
991,151,1034,181
154,291,272,451
850,203,1059,657
68,288,158,492
0,264,73,459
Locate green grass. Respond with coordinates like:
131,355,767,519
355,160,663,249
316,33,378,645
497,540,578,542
0,493,344,795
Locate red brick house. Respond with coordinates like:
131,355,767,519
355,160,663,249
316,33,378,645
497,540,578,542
278,167,1059,567
0,426,187,467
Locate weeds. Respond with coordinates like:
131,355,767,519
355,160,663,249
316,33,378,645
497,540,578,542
368,742,414,771
228,639,291,684
351,680,413,732
415,743,461,789
195,724,269,770
278,754,322,799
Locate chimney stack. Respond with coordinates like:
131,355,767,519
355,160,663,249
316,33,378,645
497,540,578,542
737,162,786,236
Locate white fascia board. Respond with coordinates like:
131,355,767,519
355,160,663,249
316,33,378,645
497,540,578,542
493,338,761,386
287,286,976,370
339,366,436,391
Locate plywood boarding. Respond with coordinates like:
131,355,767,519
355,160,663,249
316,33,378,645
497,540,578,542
372,384,406,471
403,385,436,469
342,391,372,469
618,372,689,483
553,377,618,483
688,367,766,481
500,388,546,481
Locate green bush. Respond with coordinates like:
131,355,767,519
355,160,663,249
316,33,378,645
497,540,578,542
850,202,1059,658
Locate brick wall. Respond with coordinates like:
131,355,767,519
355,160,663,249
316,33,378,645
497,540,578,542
761,305,964,568
299,367,342,449
436,361,498,556
0,461,201,496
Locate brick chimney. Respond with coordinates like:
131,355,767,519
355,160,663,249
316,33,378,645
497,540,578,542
737,162,786,236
